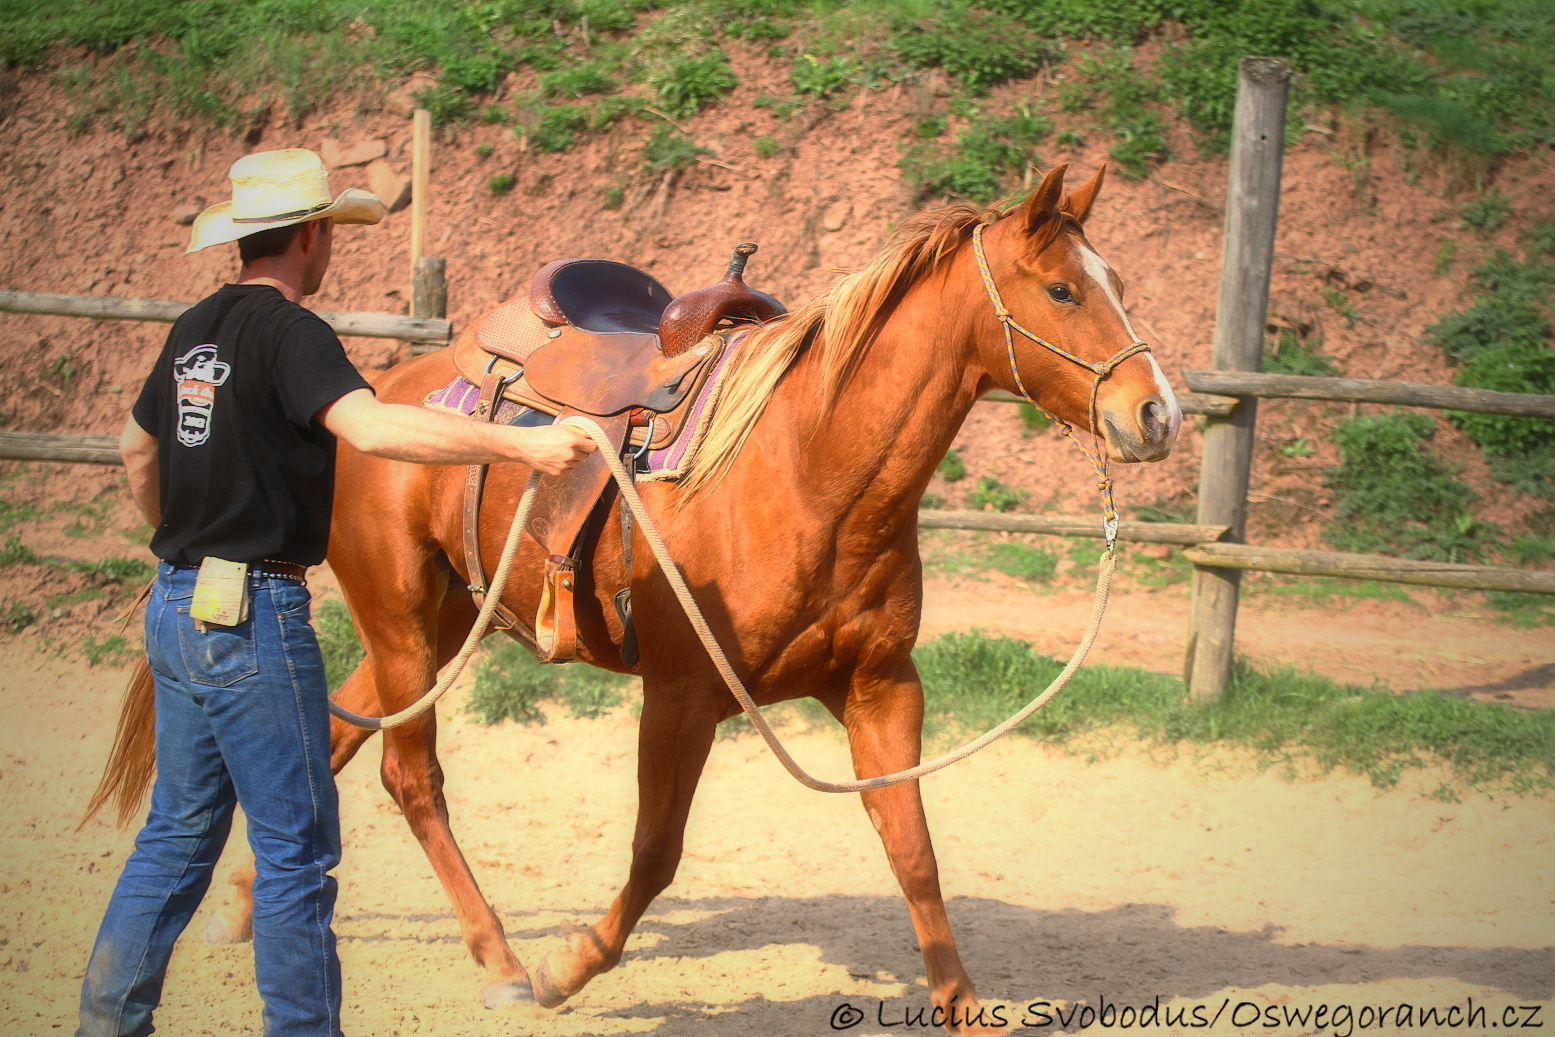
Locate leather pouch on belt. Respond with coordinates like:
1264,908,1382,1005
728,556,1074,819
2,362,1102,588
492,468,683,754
533,556,578,663
190,557,249,628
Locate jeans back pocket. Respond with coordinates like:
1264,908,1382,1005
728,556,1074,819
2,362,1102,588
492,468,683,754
178,612,259,688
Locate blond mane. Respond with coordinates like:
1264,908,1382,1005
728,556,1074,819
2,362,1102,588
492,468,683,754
678,204,993,495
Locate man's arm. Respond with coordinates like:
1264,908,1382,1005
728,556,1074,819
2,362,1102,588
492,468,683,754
318,389,596,475
119,416,161,527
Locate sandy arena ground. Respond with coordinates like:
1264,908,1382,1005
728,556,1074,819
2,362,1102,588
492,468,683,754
3,572,1553,1037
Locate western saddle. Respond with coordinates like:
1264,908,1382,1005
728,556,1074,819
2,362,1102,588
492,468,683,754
449,243,784,664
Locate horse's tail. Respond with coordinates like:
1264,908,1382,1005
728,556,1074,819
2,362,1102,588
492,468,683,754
78,656,156,830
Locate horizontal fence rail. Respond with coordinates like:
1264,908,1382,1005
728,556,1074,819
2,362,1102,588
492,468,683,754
918,509,1229,544
1183,369,1555,418
0,431,120,464
981,387,1235,417
1183,543,1555,595
1,434,1549,594
0,289,453,344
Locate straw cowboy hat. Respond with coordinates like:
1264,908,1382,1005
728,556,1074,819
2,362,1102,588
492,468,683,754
187,148,385,254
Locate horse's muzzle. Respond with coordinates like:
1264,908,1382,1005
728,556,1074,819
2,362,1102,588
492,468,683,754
1100,394,1180,463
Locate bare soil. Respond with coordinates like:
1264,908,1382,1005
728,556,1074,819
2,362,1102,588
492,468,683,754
2,641,1553,1036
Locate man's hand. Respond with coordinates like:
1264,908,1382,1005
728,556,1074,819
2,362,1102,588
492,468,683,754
502,424,597,475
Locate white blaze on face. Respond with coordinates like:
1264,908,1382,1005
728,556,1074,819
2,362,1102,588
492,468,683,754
1073,242,1182,434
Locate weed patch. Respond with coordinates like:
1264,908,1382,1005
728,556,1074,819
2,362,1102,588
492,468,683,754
937,449,967,483
641,126,709,171
891,3,1053,95
965,476,1026,513
80,633,133,668
650,50,738,117
2,602,35,632
901,110,1051,203
1264,329,1339,377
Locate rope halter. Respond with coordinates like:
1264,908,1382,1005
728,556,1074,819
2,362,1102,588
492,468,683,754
970,221,1152,551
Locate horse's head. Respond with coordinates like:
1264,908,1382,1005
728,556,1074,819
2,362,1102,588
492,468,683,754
974,164,1181,462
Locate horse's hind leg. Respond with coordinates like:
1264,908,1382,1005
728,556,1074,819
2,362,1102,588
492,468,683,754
529,680,721,1007
837,664,999,1036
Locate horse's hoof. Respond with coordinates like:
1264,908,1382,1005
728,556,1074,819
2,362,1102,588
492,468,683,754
480,976,535,1009
529,959,571,1010
203,909,252,945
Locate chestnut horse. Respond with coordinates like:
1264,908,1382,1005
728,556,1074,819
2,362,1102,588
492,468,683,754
103,164,1181,1032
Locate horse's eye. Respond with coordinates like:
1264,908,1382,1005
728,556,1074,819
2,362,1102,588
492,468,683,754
1047,284,1074,304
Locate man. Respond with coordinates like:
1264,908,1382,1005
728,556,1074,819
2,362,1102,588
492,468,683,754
78,149,594,1037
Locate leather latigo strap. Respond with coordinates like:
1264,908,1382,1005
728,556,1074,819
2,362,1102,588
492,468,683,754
461,369,521,632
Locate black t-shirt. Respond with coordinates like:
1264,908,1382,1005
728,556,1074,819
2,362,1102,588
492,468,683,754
132,283,371,567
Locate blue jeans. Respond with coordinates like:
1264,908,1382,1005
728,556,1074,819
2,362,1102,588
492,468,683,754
78,563,342,1037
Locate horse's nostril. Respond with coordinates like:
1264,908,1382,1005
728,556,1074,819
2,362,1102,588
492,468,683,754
1138,397,1168,444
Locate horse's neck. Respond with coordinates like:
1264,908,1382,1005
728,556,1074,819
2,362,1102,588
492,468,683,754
740,259,988,532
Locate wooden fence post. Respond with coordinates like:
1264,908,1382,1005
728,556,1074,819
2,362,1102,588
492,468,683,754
409,108,430,284
412,256,447,320
1185,56,1290,703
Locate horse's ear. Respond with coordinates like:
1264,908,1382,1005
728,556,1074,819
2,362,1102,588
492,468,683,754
1063,164,1106,225
1018,163,1068,231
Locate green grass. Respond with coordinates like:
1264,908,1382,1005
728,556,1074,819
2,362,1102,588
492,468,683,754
1486,591,1555,629
315,599,365,692
648,49,738,117
901,109,1052,204
6,0,1551,177
1323,412,1493,563
1247,575,1417,606
1427,249,1555,499
487,172,515,195
913,632,1555,795
467,639,632,725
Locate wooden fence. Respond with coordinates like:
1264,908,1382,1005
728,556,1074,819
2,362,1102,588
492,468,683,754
2,58,1551,702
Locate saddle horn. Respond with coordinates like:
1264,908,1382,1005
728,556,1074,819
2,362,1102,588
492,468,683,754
658,242,786,357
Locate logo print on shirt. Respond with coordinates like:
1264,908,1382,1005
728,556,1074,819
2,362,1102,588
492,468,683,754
172,344,232,447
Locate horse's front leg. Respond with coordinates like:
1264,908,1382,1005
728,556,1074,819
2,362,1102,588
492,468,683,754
530,678,721,1007
839,661,1002,1035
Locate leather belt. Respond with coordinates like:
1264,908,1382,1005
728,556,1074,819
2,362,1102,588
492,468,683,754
169,559,308,583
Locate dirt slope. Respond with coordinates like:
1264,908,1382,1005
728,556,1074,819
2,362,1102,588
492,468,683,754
1,50,1552,540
